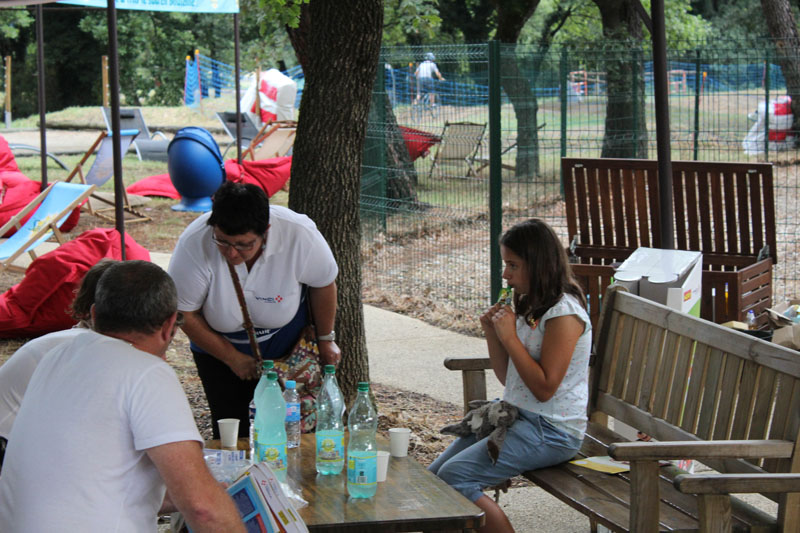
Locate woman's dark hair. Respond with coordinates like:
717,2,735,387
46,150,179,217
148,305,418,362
500,218,586,323
68,258,119,322
207,181,269,236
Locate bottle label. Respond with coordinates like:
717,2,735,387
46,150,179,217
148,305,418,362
316,430,344,463
347,450,377,486
286,402,301,422
256,441,288,473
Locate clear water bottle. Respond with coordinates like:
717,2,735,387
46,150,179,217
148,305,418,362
284,380,301,449
746,310,757,330
315,365,345,475
255,371,288,481
249,360,274,462
347,382,378,499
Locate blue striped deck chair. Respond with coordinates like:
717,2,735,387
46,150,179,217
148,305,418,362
65,129,149,224
0,181,96,273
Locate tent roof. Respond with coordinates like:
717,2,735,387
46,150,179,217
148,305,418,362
2,0,239,13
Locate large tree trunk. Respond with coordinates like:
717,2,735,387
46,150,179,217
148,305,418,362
761,0,800,143
495,0,541,180
287,0,382,399
592,0,649,159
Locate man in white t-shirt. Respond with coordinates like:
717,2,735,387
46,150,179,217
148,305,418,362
0,259,117,472
415,52,445,106
0,261,245,533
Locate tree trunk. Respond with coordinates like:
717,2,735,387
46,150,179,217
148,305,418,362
495,0,542,179
592,0,649,159
287,0,382,400
761,0,800,142
382,94,418,200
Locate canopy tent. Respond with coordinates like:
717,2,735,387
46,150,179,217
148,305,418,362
6,0,243,259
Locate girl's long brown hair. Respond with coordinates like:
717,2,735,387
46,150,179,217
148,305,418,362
500,218,586,323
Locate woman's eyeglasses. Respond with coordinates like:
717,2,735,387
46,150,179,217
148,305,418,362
211,234,260,252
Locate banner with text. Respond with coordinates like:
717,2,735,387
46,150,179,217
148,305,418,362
58,0,239,13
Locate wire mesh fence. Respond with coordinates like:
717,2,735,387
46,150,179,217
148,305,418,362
361,42,800,327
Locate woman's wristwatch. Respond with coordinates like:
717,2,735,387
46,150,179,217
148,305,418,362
317,330,335,342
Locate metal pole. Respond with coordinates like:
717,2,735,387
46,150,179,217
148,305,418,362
234,13,242,164
693,49,701,160
107,0,125,257
5,56,12,128
651,0,674,248
36,5,47,189
488,40,503,303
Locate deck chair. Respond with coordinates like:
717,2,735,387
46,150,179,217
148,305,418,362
428,121,487,179
64,130,150,224
243,121,297,161
101,107,170,162
0,181,95,273
216,111,264,157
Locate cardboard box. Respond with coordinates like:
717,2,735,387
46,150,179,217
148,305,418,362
766,299,800,350
614,247,702,317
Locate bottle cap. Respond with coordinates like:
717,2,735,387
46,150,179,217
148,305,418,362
357,382,369,391
324,364,336,374
262,360,274,370
285,380,296,389
266,371,278,381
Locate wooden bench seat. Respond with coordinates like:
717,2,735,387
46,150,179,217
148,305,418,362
444,287,800,532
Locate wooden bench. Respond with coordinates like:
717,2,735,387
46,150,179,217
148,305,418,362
444,287,800,532
562,158,776,329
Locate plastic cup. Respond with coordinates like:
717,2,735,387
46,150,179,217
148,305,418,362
376,451,390,482
389,427,411,457
218,418,240,449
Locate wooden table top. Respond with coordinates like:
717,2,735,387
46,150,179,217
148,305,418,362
206,435,484,532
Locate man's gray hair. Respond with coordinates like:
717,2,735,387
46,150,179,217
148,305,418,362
93,261,178,335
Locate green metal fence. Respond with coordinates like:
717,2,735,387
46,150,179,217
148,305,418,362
361,42,800,326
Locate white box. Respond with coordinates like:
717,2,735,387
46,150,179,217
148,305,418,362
614,247,702,317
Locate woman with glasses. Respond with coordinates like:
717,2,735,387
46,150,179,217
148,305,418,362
168,181,340,439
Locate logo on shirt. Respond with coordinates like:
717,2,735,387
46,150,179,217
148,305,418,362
255,294,283,303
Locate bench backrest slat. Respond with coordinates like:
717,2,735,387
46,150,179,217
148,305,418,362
595,288,800,475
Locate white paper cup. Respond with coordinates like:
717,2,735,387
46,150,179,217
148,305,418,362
376,451,390,482
218,418,240,449
389,427,411,457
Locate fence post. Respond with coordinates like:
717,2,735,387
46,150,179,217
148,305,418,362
763,55,770,159
4,55,11,128
488,40,503,304
693,49,701,160
560,48,567,177
101,55,109,108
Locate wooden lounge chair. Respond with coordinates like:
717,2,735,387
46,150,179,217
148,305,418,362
243,121,297,161
428,121,486,179
0,181,96,273
216,111,264,157
64,130,150,224
101,107,170,162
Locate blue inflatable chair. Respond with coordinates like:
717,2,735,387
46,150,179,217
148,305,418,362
168,127,226,212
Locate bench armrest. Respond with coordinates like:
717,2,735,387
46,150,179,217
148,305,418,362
675,473,800,495
609,440,794,461
444,357,491,371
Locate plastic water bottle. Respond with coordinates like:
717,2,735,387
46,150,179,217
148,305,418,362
746,310,757,330
284,380,301,448
347,382,378,498
255,371,288,481
249,360,274,462
315,365,345,475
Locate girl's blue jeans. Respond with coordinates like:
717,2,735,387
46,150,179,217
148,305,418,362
428,408,582,502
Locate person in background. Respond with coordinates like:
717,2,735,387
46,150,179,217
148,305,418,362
0,261,245,533
0,258,118,473
168,181,339,439
429,219,592,533
415,52,446,106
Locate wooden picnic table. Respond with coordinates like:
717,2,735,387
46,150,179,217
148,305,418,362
206,434,485,532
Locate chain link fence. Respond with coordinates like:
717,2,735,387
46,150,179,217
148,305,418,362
361,42,800,329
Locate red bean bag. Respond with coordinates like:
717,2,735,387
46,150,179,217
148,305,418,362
126,156,292,200
0,136,81,237
399,126,440,161
0,228,150,339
